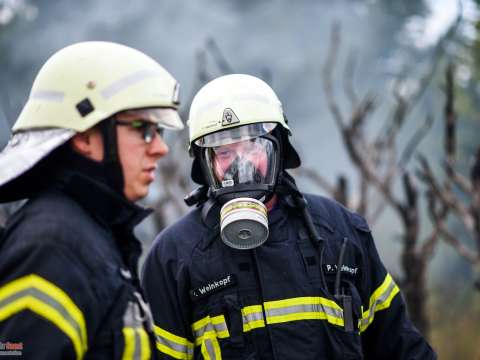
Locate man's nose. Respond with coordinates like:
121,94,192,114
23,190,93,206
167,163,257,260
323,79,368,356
148,134,169,158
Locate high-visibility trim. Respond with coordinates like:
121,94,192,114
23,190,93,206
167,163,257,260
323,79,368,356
122,327,151,360
200,332,222,360
122,327,136,360
30,89,64,103
192,315,229,346
264,296,344,327
242,305,265,332
121,300,153,359
189,296,348,357
101,69,165,100
138,328,152,360
192,315,228,360
359,273,400,332
0,274,87,360
154,325,194,359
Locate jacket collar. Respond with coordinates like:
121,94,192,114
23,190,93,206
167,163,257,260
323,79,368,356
55,170,152,231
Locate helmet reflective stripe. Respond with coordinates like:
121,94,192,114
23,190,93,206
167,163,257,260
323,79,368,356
101,69,166,100
31,90,64,102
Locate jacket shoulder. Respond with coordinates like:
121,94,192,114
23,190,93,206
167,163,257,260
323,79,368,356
151,207,207,257
303,193,371,233
3,189,122,279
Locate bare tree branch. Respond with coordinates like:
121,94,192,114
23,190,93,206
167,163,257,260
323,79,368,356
296,167,335,194
322,21,345,129
206,38,235,74
398,114,434,171
418,154,476,234
343,50,358,108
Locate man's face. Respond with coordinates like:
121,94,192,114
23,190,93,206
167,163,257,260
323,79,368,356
211,138,269,183
115,110,169,202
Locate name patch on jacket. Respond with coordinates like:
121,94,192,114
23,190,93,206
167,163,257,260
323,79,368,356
190,274,237,300
323,264,361,278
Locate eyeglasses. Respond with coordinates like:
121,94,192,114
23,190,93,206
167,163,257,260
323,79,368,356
114,119,164,144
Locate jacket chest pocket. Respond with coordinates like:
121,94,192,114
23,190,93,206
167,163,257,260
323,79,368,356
297,239,323,285
327,279,364,360
297,234,365,359
192,293,258,360
89,296,153,360
118,298,152,360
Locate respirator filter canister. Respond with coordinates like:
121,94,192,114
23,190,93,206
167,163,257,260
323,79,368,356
220,197,269,250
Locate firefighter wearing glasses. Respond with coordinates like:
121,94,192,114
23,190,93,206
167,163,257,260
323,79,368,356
0,41,183,359
142,74,436,359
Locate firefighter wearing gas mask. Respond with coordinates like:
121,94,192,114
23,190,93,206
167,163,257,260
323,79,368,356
142,74,436,360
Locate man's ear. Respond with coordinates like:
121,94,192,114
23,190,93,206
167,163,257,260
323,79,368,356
70,128,104,161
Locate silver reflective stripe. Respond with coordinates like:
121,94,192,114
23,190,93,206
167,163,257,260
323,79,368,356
265,302,343,321
242,310,264,325
204,338,216,360
134,330,142,360
235,93,279,105
101,69,163,99
0,287,85,346
360,275,398,330
123,301,148,359
133,292,154,333
30,89,64,102
156,333,193,356
123,301,144,327
194,321,228,339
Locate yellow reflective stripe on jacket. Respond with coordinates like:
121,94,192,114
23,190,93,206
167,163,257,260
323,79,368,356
200,332,222,360
154,325,193,359
192,315,228,360
192,314,229,346
122,300,152,360
190,296,345,357
138,328,152,360
0,274,87,360
122,327,151,360
122,328,136,360
242,305,265,332
359,273,400,332
264,296,344,327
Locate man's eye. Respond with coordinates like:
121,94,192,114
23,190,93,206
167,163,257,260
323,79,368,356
215,148,234,159
131,120,149,130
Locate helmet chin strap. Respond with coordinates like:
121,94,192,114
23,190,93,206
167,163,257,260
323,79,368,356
98,118,125,197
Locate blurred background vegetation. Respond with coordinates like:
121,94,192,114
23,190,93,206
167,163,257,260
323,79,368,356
0,0,479,358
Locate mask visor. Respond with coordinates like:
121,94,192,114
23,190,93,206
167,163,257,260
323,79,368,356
203,136,278,190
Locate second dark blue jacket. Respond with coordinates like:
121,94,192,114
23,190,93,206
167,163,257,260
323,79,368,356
142,194,436,360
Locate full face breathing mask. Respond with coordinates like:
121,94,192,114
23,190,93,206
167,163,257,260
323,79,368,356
196,123,280,250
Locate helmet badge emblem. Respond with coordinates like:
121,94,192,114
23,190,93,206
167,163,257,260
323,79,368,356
222,108,240,126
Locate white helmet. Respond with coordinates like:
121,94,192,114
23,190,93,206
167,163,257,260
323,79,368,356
0,41,183,193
